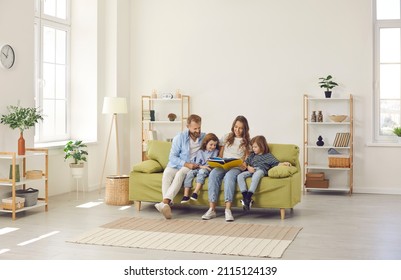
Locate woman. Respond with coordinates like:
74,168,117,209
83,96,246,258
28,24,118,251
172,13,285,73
201,115,251,222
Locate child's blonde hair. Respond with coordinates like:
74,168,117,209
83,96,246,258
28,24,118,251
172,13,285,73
250,135,269,154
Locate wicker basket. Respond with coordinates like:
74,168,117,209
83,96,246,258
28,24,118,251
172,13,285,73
2,197,25,210
328,155,350,168
26,170,43,179
105,175,130,205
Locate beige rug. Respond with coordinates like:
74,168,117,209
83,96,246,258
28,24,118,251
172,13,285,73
68,217,302,258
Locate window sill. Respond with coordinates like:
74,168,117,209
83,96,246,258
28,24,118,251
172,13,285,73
366,142,401,147
34,140,97,150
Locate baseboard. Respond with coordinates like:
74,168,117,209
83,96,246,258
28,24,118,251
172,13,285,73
353,186,401,195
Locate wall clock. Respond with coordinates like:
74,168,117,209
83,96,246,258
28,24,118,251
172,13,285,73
0,44,15,69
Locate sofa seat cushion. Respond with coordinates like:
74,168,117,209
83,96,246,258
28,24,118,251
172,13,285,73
268,166,298,178
132,160,163,173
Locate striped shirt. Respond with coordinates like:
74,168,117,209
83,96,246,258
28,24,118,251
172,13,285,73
245,152,279,175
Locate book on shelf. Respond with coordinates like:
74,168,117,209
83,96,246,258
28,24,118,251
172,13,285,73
142,110,151,120
333,132,350,147
207,157,243,170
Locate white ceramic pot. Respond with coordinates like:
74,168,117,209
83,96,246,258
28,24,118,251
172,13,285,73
70,163,84,178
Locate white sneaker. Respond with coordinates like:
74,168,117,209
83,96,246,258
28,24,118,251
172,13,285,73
155,202,172,219
154,202,163,212
225,209,234,222
202,208,216,220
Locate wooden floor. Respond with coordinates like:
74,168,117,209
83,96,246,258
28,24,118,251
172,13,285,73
1,190,401,260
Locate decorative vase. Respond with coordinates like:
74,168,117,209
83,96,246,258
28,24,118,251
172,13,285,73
150,110,155,121
9,164,20,182
311,111,317,122
18,132,25,155
325,91,332,98
318,111,323,122
316,135,324,146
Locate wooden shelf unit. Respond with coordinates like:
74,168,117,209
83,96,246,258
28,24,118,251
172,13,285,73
141,95,190,160
303,94,354,194
0,148,49,220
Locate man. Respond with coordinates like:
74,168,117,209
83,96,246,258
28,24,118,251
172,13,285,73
155,114,205,219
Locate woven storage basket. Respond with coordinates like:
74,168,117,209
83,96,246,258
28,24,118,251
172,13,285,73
328,155,350,168
105,175,130,205
26,170,43,179
2,197,25,210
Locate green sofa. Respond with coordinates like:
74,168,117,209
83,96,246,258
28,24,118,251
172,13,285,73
129,140,301,219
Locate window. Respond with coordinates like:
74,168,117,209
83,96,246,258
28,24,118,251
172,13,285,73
35,0,70,143
374,0,401,141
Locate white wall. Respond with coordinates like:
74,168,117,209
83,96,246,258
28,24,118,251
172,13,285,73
2,0,401,196
0,0,35,151
130,0,401,194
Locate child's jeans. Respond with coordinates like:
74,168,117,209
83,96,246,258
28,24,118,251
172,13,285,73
237,168,265,194
183,168,211,188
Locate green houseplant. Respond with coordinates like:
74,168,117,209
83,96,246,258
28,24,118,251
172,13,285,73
64,140,88,164
0,103,44,155
64,140,88,178
392,127,401,137
318,75,339,98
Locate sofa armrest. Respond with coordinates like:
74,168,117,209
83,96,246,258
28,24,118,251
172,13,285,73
132,159,163,174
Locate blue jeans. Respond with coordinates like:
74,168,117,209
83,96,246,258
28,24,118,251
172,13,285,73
237,169,265,194
183,168,211,188
207,167,242,203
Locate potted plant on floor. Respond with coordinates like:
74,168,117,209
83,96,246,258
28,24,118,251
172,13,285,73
64,140,88,178
0,102,44,155
318,75,339,98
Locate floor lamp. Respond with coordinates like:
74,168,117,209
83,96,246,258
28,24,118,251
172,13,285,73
99,97,127,194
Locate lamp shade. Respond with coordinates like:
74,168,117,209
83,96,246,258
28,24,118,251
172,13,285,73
102,97,127,114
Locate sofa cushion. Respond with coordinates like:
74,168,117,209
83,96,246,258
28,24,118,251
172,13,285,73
132,159,163,173
147,140,172,169
268,165,298,178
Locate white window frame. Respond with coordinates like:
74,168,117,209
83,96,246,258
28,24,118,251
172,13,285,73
34,0,71,144
374,0,401,142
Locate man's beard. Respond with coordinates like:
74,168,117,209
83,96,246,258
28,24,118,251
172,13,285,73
190,131,200,139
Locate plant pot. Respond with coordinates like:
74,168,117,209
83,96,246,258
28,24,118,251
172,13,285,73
324,91,332,98
397,136,401,144
70,163,84,178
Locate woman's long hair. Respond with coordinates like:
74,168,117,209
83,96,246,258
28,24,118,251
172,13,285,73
225,115,250,151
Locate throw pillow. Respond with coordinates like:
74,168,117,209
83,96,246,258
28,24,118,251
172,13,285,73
268,165,298,178
147,140,172,169
132,160,163,173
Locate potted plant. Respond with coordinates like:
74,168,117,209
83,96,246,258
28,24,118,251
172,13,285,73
168,113,177,121
393,127,401,143
318,75,339,98
64,140,88,178
0,102,44,155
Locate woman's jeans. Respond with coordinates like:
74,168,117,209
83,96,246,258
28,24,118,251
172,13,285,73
207,167,242,203
237,169,265,194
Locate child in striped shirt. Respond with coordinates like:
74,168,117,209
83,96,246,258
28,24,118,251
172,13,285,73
237,135,291,210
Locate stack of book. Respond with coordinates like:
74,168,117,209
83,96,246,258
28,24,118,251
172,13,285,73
143,110,151,121
333,132,350,147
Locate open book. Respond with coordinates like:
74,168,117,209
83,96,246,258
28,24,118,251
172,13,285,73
207,157,243,170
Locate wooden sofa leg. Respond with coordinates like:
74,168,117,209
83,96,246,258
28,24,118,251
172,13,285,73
134,201,142,211
280,208,285,220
